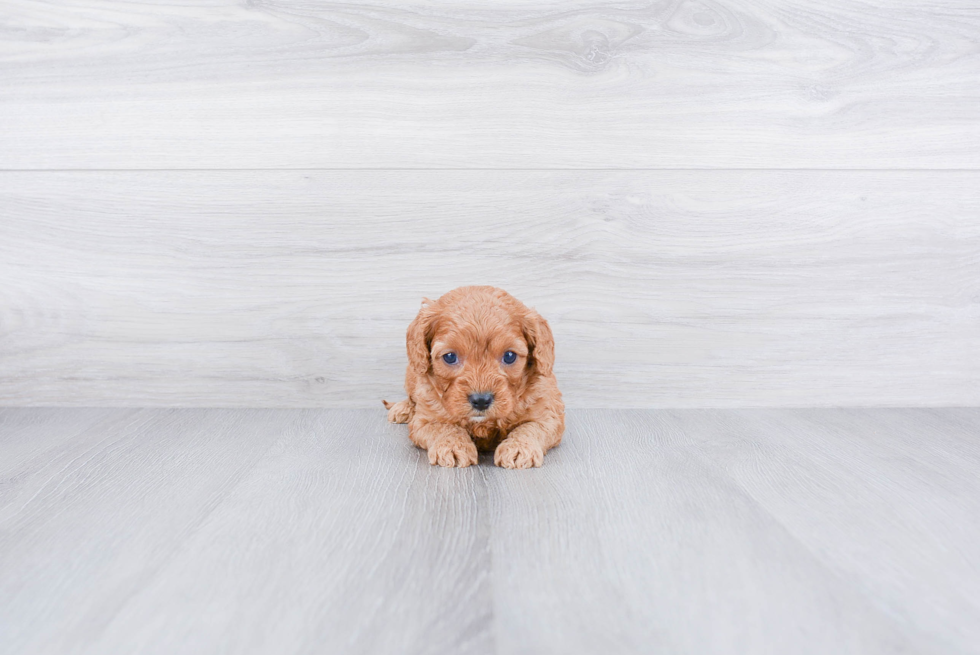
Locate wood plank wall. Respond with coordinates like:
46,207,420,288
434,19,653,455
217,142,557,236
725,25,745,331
1,1,978,407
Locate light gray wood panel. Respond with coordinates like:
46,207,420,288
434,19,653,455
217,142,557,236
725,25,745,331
3,408,979,654
2,0,978,169
670,408,980,652
90,411,493,655
485,410,937,654
0,409,285,654
0,407,110,478
0,408,493,655
2,170,978,407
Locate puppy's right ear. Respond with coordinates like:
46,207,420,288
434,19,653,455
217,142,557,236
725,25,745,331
522,308,555,378
406,298,437,377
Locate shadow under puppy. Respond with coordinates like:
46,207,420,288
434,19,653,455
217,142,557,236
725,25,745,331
384,286,564,468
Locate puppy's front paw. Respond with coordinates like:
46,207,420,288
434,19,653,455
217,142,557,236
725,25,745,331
428,437,478,468
494,438,544,469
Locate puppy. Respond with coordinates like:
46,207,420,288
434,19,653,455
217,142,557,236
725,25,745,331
383,286,564,469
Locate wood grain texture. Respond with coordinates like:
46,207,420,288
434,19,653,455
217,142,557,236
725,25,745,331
2,170,978,407
485,410,960,654
672,408,980,652
1,408,979,654
0,408,493,655
1,0,978,169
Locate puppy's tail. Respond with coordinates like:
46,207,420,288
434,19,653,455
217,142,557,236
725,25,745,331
382,398,414,424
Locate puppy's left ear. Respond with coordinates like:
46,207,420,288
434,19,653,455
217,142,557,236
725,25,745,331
522,308,555,378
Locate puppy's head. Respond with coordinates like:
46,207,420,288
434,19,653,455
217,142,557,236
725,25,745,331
407,286,554,423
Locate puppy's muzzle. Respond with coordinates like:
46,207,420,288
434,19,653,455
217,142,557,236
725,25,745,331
468,392,494,412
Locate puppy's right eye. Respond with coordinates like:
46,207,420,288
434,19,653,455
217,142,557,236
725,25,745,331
442,352,458,365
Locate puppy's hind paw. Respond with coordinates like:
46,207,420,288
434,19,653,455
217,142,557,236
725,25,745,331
383,399,413,424
494,438,545,469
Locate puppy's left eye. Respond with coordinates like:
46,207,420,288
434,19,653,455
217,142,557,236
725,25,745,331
502,350,518,365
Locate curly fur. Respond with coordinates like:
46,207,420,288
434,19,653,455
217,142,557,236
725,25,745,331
383,286,564,468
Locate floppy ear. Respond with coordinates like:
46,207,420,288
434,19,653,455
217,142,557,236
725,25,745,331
522,309,555,378
406,299,437,377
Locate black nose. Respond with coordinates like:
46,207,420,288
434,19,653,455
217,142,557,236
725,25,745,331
468,392,494,411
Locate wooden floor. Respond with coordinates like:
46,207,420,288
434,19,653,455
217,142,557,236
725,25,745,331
2,408,978,654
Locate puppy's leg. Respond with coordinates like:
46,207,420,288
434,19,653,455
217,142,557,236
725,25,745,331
411,422,478,468
495,417,563,469
382,398,414,424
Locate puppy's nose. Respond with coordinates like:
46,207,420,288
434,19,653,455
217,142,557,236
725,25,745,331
468,392,494,412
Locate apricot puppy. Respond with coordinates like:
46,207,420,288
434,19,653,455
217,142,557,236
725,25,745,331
384,286,564,469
